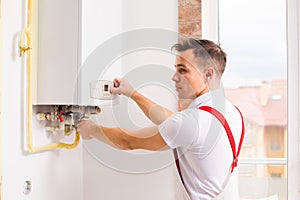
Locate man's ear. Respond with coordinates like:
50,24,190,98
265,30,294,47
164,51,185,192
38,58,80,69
205,67,214,79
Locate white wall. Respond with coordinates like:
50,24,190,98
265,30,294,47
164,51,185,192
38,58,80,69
201,0,219,42
1,0,83,199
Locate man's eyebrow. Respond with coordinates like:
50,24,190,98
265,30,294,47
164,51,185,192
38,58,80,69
174,64,187,68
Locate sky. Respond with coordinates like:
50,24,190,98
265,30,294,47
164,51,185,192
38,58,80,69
218,0,287,88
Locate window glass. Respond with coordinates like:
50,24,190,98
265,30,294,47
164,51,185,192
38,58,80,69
219,0,287,199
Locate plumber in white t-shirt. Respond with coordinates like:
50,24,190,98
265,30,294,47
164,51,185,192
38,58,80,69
77,38,244,200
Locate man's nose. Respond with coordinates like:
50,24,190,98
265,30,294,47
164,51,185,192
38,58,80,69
172,72,179,82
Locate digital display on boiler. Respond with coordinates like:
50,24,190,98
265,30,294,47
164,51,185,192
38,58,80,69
90,80,117,100
104,84,109,92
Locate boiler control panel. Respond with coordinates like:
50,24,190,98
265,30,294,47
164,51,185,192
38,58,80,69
90,80,117,100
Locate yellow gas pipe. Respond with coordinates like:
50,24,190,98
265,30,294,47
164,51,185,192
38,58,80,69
20,0,80,153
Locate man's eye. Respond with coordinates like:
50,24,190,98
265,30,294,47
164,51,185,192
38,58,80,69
178,68,187,74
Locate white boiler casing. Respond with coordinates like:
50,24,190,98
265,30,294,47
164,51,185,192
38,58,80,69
34,0,122,106
36,0,80,105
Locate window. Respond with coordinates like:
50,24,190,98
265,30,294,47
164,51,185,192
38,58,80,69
202,0,295,199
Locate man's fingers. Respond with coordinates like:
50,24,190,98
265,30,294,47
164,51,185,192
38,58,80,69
110,87,120,94
113,80,120,88
113,78,121,87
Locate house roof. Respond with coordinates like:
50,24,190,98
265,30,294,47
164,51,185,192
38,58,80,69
225,80,287,127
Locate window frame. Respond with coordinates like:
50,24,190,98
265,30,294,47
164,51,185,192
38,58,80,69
286,0,300,199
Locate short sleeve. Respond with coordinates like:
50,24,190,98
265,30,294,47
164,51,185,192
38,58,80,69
158,110,199,149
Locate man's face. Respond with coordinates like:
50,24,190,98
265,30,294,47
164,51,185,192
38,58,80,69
172,49,208,100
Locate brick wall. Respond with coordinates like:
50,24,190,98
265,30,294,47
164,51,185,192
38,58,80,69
178,0,201,39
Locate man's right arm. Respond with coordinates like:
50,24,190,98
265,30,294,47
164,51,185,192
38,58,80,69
77,120,170,151
130,91,173,125
111,78,173,125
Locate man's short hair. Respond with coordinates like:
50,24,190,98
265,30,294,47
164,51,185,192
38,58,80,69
172,38,227,76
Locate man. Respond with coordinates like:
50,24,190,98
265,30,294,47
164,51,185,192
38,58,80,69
77,38,244,199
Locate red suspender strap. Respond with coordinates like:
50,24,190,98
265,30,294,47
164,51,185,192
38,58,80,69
199,106,245,173
174,149,184,184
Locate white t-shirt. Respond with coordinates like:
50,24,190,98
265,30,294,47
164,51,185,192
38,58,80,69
158,90,243,200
